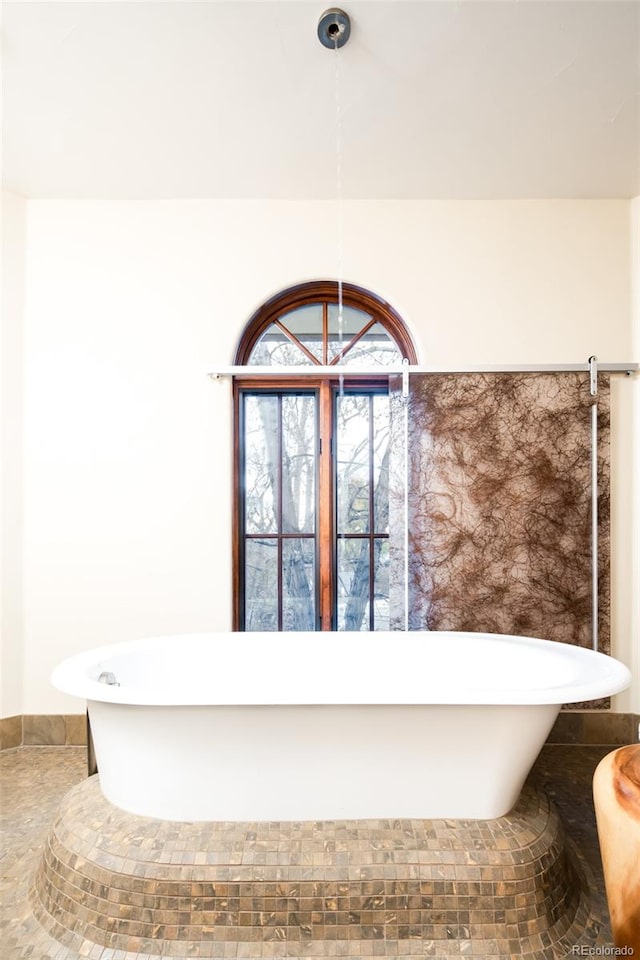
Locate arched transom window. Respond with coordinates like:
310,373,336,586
233,281,416,632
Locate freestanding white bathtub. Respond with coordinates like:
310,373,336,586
52,631,630,823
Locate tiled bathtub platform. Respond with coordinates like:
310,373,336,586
32,776,602,958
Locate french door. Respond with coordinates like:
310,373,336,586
235,380,391,631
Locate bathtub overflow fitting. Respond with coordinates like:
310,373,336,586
98,671,119,686
318,8,351,49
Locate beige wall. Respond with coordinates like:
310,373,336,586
628,197,640,714
1,192,26,719
2,197,637,714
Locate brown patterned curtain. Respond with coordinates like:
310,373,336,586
389,373,610,660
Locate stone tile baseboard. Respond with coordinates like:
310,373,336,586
2,711,638,752
547,711,640,746
0,715,87,750
0,715,23,750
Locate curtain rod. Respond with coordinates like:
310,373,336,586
208,361,639,378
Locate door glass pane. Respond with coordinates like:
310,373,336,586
337,538,370,631
373,394,390,534
283,539,316,630
244,395,277,535
336,394,371,534
282,395,316,534
243,391,318,632
245,539,278,631
373,539,390,630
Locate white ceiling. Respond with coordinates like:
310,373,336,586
2,0,639,199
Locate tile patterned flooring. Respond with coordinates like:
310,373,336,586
0,745,616,959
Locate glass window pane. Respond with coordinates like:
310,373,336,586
279,304,323,337
373,539,390,631
245,539,278,631
341,323,403,368
337,538,370,631
328,303,370,337
282,396,316,534
244,395,277,535
336,394,370,534
373,394,390,534
279,305,324,363
327,304,371,362
248,325,315,366
282,539,316,631
247,307,404,369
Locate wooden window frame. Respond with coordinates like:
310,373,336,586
232,281,417,631
234,280,417,367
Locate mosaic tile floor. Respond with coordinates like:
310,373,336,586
0,745,616,959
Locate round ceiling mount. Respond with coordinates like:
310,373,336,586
317,8,351,49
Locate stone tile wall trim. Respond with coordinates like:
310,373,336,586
547,712,640,745
0,714,87,749
0,714,22,750
3,712,638,750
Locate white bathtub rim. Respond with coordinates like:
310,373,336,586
51,630,632,707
